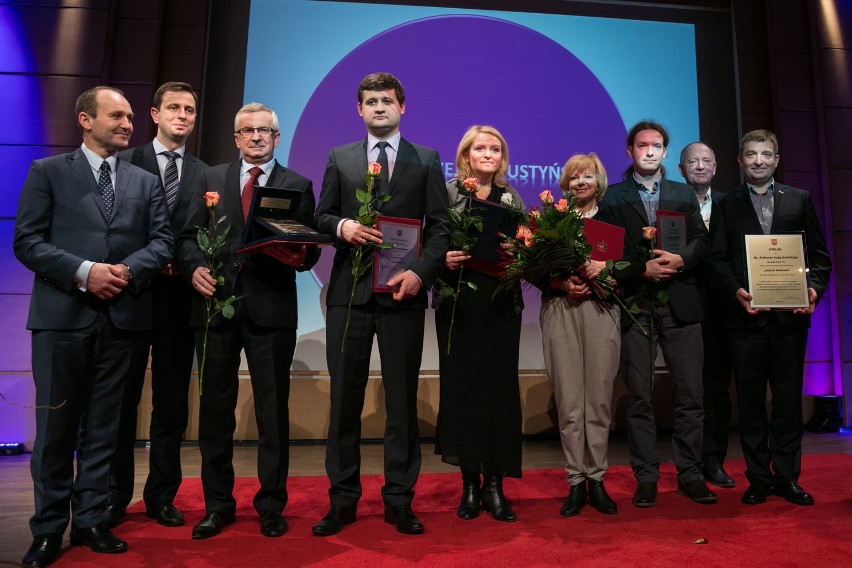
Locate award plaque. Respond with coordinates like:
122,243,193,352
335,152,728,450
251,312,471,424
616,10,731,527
372,215,422,292
744,233,809,309
656,210,687,253
239,185,334,252
465,198,520,277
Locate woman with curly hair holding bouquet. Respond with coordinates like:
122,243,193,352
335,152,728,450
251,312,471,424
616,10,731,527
541,152,620,517
434,125,524,522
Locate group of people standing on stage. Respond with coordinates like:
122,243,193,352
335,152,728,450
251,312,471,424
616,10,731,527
13,71,831,568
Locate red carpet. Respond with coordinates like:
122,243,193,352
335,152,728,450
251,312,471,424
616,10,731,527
54,453,852,567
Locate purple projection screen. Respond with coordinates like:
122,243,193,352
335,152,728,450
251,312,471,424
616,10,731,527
244,0,703,372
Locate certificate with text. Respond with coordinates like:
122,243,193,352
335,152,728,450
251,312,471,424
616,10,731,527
372,216,422,293
656,210,687,253
745,233,809,309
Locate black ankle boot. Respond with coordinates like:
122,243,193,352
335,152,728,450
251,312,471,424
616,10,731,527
588,479,617,514
481,475,516,522
560,480,587,517
457,469,481,520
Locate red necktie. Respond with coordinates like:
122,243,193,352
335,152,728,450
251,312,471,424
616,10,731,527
241,166,263,221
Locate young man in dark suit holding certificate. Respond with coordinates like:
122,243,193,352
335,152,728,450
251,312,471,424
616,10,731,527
598,121,715,508
711,129,831,506
313,72,449,536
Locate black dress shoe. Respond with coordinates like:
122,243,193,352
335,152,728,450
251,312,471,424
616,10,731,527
146,503,185,527
631,481,657,508
457,469,481,520
588,479,617,514
101,503,126,529
703,465,736,488
677,479,718,504
481,475,517,522
772,480,814,505
191,511,236,540
742,482,772,505
259,510,288,537
311,505,357,536
559,481,587,517
69,524,128,554
384,504,424,535
22,533,62,568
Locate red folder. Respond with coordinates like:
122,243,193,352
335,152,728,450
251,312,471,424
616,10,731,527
583,218,625,261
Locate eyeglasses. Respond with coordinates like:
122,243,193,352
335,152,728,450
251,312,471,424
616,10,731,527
686,158,715,167
236,127,277,138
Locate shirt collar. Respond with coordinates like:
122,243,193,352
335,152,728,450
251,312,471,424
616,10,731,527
241,159,276,178
632,171,661,193
153,137,185,158
747,179,775,196
80,143,117,173
368,131,401,153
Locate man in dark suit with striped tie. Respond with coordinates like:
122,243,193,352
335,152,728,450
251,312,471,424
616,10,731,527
106,82,208,529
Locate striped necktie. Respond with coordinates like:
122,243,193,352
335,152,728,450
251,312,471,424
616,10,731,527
160,150,180,213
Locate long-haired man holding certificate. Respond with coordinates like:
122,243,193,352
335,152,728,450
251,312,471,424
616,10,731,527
313,72,449,536
711,129,831,506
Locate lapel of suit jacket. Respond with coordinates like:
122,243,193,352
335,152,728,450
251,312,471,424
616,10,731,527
113,158,134,221
266,161,288,188
388,138,414,198
769,183,787,233
733,183,764,233
225,162,245,232
658,178,679,213
70,148,110,222
618,180,650,226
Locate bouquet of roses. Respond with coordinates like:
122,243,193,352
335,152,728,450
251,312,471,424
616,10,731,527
498,189,621,300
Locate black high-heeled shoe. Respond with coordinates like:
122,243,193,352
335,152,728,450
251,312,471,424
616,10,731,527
457,469,481,520
481,475,516,522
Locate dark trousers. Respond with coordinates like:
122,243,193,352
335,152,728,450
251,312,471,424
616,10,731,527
195,310,295,514
621,305,704,483
29,314,143,535
701,314,734,468
110,275,195,508
324,301,424,508
730,321,807,485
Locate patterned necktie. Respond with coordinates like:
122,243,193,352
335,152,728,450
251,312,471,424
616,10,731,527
241,166,263,221
376,141,390,193
160,150,180,213
98,160,114,218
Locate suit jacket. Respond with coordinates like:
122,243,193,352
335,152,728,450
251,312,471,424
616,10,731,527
315,137,449,309
118,142,207,234
13,147,173,331
597,176,710,324
710,182,831,330
176,160,319,329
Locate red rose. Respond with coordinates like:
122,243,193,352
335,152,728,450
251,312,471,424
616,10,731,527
462,177,479,193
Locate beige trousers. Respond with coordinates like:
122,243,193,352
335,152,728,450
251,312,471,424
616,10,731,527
541,296,620,485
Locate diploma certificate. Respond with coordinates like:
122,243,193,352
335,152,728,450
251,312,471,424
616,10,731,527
656,210,687,253
744,233,809,309
373,216,422,293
